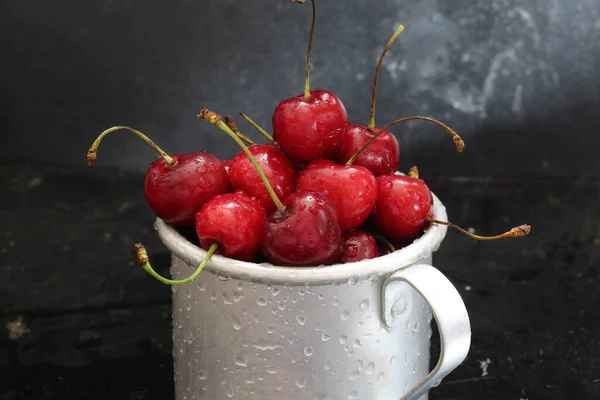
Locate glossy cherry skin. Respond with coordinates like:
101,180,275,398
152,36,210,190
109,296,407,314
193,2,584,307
336,124,400,176
144,151,230,226
260,191,343,266
222,159,232,173
195,191,267,262
296,159,378,231
272,90,348,164
372,174,434,242
228,144,297,213
341,230,379,263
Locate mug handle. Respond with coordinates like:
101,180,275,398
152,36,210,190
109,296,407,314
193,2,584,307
382,264,471,400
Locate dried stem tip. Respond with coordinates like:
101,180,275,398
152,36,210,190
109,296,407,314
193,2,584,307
134,243,149,264
198,108,221,125
408,166,419,179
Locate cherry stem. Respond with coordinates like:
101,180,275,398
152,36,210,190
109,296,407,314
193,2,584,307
368,23,406,131
408,166,419,179
87,126,175,167
224,115,255,145
372,233,396,253
134,242,218,285
346,116,465,165
239,112,275,144
425,218,532,241
293,0,316,101
198,109,284,210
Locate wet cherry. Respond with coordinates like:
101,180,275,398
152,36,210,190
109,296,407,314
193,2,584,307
87,126,230,227
341,230,379,263
195,191,267,262
272,0,348,164
371,174,434,242
260,190,343,266
228,144,297,213
296,159,377,230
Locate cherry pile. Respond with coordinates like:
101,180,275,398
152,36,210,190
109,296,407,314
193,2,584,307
88,0,531,284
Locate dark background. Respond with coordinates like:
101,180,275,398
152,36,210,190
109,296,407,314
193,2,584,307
1,1,599,400
1,0,599,177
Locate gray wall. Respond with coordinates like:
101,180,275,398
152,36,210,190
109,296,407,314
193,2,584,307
1,0,598,177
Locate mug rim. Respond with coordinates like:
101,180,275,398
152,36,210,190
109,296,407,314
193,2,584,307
155,184,448,285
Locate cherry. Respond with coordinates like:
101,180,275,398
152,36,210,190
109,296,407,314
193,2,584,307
260,190,343,266
336,24,406,176
195,191,267,262
341,230,379,263
372,173,434,242
337,123,400,177
87,126,230,226
296,159,377,230
272,0,348,164
228,144,297,213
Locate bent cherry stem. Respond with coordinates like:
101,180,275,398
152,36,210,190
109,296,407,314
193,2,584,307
239,112,275,144
87,126,175,167
368,23,406,131
134,243,219,285
293,0,316,101
224,115,255,145
198,108,284,210
346,116,466,166
426,218,532,241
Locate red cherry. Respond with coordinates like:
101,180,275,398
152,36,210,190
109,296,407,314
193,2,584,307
272,89,348,164
260,190,343,266
296,159,377,230
143,151,230,226
341,230,379,263
86,126,230,227
336,123,400,176
372,174,434,242
228,144,297,213
195,191,267,262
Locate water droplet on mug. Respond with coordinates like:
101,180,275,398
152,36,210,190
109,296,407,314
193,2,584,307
234,356,247,367
321,333,331,342
296,316,306,326
266,366,278,375
256,297,267,306
184,302,191,311
198,370,207,380
365,362,375,375
295,377,307,388
348,276,358,285
339,335,347,344
390,356,397,365
324,361,332,371
226,386,234,397
277,302,286,311
232,316,242,330
404,353,410,365
413,321,420,332
359,299,369,311
340,311,350,321
304,346,314,357
391,297,408,317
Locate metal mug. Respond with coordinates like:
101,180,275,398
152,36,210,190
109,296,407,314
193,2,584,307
155,187,471,400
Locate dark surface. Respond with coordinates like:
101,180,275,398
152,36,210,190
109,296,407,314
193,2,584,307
1,0,600,178
0,164,598,400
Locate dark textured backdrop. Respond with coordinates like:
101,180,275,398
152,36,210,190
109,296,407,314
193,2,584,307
1,0,598,177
